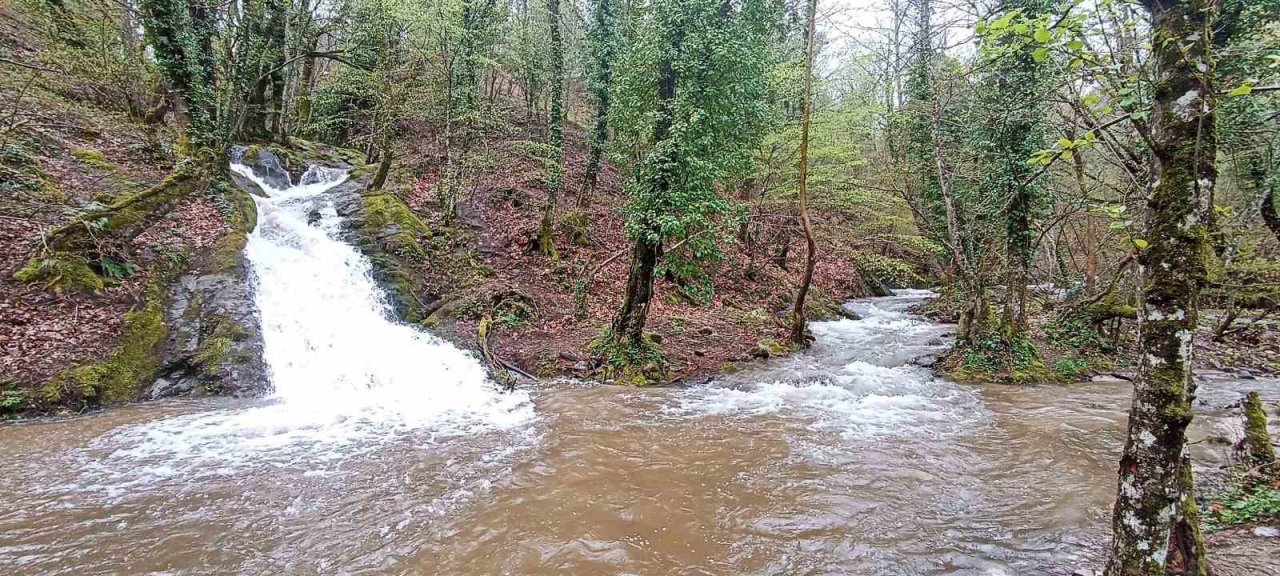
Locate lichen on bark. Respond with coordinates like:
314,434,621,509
1104,0,1217,574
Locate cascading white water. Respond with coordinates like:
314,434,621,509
76,163,534,479
668,290,986,440
232,161,533,430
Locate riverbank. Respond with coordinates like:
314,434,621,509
1,290,1276,574
335,115,929,386
910,288,1280,384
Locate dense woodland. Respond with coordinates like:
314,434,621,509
2,0,1280,572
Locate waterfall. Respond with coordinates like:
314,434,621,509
229,160,534,433
81,163,534,477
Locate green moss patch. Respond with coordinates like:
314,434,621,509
13,252,105,293
588,329,668,386
38,263,181,411
361,191,432,261
71,147,113,171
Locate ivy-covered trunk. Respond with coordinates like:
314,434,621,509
572,0,617,243
538,0,565,259
977,0,1051,345
139,0,219,152
1104,0,1217,573
613,236,661,346
611,48,677,349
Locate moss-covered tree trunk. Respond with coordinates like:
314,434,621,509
611,46,677,350
538,0,565,259
986,0,1051,344
1242,390,1278,486
139,0,219,152
1105,0,1217,573
789,0,818,347
571,0,617,244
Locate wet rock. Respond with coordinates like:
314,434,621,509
835,307,861,321
307,208,322,226
694,350,706,357
1239,369,1257,380
231,145,292,190
148,267,269,400
926,338,944,347
913,354,938,368
699,326,714,336
1254,526,1280,538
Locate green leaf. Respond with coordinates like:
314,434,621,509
1132,238,1149,250
1032,47,1049,63
1058,137,1073,148
1227,83,1253,97
1034,28,1051,43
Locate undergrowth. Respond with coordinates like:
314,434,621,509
1205,485,1280,532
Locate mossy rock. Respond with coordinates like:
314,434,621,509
208,231,248,274
288,137,367,167
38,263,180,411
14,253,105,293
361,191,431,262
749,339,789,359
71,148,113,171
193,316,249,381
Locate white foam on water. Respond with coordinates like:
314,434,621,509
667,290,985,439
74,162,535,484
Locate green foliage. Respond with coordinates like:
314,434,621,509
856,252,924,288
610,0,779,265
1205,487,1280,532
1051,357,1092,380
951,334,1050,384
100,256,139,280
139,0,219,149
1046,311,1114,353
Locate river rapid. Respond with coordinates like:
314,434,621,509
1,165,1275,575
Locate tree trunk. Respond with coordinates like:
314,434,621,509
1105,1,1217,574
139,0,219,152
612,236,661,346
611,37,677,349
575,0,616,221
537,0,565,259
790,0,818,347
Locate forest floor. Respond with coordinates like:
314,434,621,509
0,9,187,394
384,112,873,382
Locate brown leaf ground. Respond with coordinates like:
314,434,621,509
390,116,870,381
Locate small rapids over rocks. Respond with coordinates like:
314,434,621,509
2,236,1278,573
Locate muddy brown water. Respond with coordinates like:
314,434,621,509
1,292,1276,575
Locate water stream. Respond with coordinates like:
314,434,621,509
0,165,1275,575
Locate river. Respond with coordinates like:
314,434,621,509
0,164,1274,575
